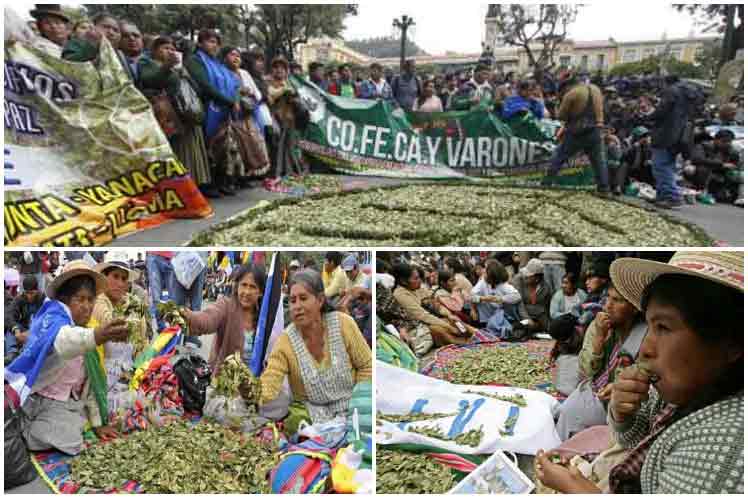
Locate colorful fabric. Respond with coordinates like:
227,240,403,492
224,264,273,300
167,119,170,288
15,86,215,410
6,299,73,405
376,323,418,372
270,437,335,494
194,49,240,139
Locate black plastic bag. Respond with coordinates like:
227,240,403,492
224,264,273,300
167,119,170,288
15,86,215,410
174,355,211,415
172,75,205,125
5,383,36,489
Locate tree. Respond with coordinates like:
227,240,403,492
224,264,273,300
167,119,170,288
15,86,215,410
489,4,581,78
609,55,706,79
673,4,744,69
346,36,429,59
694,39,723,82
243,5,357,62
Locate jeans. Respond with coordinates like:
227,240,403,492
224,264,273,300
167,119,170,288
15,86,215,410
544,264,566,298
651,147,681,202
146,254,174,332
171,268,206,347
549,128,609,191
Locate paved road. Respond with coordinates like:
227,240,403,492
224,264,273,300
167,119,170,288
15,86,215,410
110,175,743,247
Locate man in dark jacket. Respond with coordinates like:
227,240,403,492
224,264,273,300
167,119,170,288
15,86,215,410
687,129,742,203
648,75,690,209
391,59,421,110
5,276,44,365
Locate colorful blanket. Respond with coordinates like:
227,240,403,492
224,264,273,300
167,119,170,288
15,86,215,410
420,338,560,397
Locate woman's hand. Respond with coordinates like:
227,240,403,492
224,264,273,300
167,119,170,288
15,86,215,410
94,319,130,345
94,425,119,442
592,312,612,353
610,366,650,423
597,383,614,402
536,450,600,493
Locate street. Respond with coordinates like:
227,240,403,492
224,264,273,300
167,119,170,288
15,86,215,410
110,175,744,247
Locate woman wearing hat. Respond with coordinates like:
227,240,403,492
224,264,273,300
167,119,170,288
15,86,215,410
5,261,130,455
92,253,148,406
29,4,70,55
536,251,743,493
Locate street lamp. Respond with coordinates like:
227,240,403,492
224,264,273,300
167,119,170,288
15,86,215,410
393,15,415,71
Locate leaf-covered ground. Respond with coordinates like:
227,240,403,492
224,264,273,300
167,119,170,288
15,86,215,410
190,184,713,247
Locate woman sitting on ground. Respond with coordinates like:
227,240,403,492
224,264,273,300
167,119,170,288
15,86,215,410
6,261,129,455
431,270,480,335
555,283,646,441
92,253,149,410
470,259,522,326
550,273,588,320
180,264,266,374
391,262,471,350
537,251,743,493
259,270,371,432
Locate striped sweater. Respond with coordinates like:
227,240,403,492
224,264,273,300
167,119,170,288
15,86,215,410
610,390,744,494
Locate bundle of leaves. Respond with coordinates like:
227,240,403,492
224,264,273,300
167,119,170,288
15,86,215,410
70,420,275,493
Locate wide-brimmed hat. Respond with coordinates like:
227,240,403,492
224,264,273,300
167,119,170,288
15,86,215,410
95,251,139,282
521,258,544,277
47,260,107,300
30,4,70,23
611,251,744,311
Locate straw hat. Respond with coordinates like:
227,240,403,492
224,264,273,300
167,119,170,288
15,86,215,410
47,260,107,300
610,251,744,311
95,251,139,282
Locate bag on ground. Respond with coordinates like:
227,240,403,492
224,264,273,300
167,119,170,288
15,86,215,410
173,354,211,415
4,382,37,488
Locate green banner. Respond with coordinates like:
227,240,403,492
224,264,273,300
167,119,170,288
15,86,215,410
293,77,593,185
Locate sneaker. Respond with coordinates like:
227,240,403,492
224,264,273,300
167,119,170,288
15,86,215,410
655,199,683,210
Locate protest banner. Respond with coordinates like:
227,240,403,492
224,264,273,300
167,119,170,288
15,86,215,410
4,30,212,247
293,77,593,185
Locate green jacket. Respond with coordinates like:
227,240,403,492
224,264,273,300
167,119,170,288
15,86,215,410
183,52,237,108
137,57,180,97
62,38,136,82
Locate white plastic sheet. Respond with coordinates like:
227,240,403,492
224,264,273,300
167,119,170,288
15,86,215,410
376,360,561,455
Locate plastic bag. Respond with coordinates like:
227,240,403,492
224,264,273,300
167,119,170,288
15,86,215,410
173,354,211,415
553,354,582,397
171,252,205,290
4,383,36,488
172,75,204,125
204,389,268,433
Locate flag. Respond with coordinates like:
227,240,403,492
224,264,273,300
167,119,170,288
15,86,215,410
250,252,284,376
5,299,71,404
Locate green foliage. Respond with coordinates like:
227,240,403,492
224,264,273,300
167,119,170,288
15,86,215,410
346,36,429,59
609,55,707,79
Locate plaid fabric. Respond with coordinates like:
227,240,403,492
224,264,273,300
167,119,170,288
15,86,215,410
608,404,677,493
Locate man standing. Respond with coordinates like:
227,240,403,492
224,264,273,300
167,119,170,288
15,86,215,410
392,59,421,111
545,74,609,194
648,75,691,209
62,13,136,81
119,22,144,85
450,64,494,111
339,254,372,345
360,63,394,103
308,62,327,90
29,4,70,56
335,63,359,98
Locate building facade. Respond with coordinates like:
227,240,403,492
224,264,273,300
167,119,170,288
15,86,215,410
296,37,371,71
484,14,717,74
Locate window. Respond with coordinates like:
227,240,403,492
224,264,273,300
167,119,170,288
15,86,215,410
580,55,589,69
597,54,606,69
559,55,571,67
623,48,638,63
643,47,656,59
670,48,683,61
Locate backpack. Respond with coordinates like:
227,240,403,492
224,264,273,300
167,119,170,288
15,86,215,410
173,354,211,415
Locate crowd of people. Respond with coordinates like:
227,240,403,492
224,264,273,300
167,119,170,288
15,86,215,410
4,250,372,462
25,5,744,211
376,250,744,494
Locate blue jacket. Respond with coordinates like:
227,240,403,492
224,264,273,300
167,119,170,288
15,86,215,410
502,95,545,120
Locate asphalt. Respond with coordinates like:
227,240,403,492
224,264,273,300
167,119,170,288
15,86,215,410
110,175,744,247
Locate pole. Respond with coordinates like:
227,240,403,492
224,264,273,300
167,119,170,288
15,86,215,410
393,15,415,70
